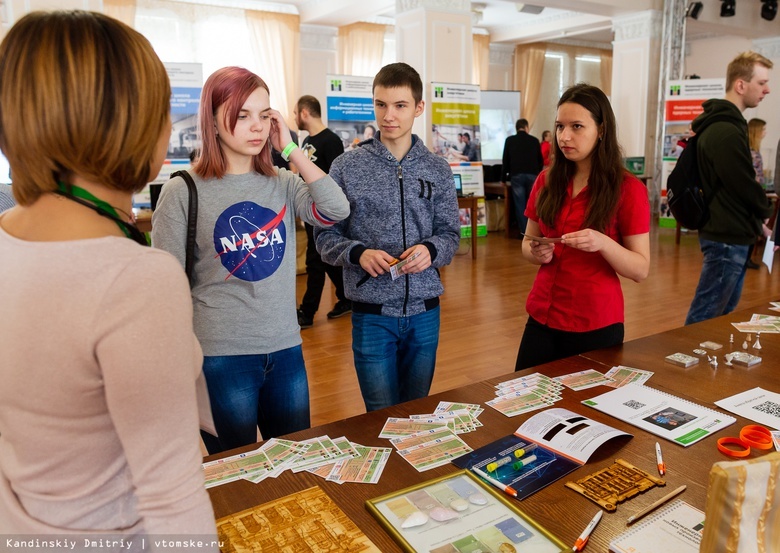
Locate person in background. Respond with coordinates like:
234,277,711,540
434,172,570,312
516,83,650,370
316,62,460,411
746,118,768,269
501,118,543,235
152,67,349,453
294,94,351,328
685,52,773,324
0,10,217,542
540,130,553,168
363,124,376,140
0,185,14,213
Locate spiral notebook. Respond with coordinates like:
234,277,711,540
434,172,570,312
610,499,704,553
582,383,736,446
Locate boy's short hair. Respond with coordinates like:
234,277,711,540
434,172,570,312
726,51,773,91
297,95,321,118
0,10,171,206
373,62,423,105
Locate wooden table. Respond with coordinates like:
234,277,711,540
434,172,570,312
135,209,153,234
457,195,483,260
207,304,780,551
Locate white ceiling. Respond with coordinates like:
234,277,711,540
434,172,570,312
180,0,780,47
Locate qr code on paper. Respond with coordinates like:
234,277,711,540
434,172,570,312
623,400,646,410
753,401,780,418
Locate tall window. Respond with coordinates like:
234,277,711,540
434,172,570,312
135,0,256,85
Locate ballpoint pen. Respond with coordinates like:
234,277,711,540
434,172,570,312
471,466,518,497
655,442,666,476
627,485,686,525
572,510,602,551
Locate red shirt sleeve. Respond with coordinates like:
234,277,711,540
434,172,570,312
617,174,651,237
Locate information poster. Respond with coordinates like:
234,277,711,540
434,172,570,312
431,82,486,237
659,78,724,227
325,74,377,152
134,62,203,208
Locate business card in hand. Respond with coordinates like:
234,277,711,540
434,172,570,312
519,232,563,244
389,251,421,280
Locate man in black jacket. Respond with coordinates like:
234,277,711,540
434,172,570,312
501,119,543,235
685,51,773,325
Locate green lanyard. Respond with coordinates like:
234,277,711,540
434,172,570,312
56,181,133,239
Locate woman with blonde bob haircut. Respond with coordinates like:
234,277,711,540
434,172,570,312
0,10,218,544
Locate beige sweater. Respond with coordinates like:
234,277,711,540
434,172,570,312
0,221,217,549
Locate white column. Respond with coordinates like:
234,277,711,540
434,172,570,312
611,11,663,165
394,0,473,141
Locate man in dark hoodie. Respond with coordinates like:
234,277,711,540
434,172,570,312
685,51,773,325
315,62,460,412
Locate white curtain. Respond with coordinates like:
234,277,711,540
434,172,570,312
472,34,490,90
245,11,301,124
338,22,386,77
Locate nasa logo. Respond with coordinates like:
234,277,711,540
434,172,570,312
213,201,287,282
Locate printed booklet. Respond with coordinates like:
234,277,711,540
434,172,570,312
453,408,631,500
583,384,736,447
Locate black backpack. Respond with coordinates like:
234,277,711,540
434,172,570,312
666,116,729,230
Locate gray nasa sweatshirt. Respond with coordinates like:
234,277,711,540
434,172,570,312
152,169,348,355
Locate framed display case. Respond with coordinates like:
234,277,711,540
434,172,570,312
366,470,567,553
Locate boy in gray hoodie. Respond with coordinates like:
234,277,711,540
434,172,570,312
315,63,460,412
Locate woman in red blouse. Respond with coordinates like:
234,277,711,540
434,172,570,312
515,84,650,371
540,130,552,167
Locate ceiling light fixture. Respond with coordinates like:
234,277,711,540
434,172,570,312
761,0,777,21
720,0,736,17
687,1,704,19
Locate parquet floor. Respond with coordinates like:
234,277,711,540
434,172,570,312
296,227,780,427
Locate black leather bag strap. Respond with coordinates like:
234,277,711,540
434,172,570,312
170,170,198,287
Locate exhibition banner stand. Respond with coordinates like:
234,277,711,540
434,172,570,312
430,82,486,238
659,78,724,228
325,74,377,152
135,62,203,209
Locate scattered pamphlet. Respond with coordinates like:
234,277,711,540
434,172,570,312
389,250,421,280
379,417,456,438
203,437,312,488
203,447,275,488
453,408,631,500
731,313,780,333
584,384,736,447
487,373,564,417
391,426,473,471
553,368,613,390
323,443,391,484
604,365,654,388
714,387,780,430
769,301,780,313
773,430,780,451
609,500,704,553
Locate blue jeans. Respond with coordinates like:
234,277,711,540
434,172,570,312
510,173,536,233
200,346,310,454
685,238,749,325
352,307,440,412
